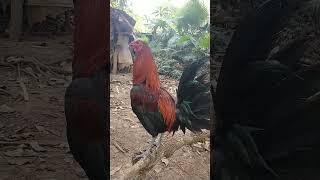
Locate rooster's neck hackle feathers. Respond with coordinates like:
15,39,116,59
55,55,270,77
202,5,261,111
131,43,176,132
133,45,160,91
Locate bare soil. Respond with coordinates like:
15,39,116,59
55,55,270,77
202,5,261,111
110,73,210,180
0,35,210,180
0,35,88,180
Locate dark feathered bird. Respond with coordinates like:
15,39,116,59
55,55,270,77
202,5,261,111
213,0,320,179
64,0,108,179
65,70,107,180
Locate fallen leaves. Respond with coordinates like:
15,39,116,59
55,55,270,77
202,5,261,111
0,104,15,113
112,140,128,154
34,125,61,137
161,158,169,166
48,78,65,86
29,141,46,152
4,148,24,157
35,125,47,133
111,165,123,176
7,158,35,166
153,164,163,173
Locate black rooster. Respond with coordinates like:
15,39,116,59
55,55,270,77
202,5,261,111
64,0,108,179
213,0,320,179
65,70,107,180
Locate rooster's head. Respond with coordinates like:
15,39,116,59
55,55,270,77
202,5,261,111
129,39,146,54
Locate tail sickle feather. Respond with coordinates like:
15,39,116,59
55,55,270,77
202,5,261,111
175,59,211,133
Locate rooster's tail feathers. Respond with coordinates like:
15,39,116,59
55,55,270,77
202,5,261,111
175,59,211,133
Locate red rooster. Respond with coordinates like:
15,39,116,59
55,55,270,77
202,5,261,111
129,39,211,162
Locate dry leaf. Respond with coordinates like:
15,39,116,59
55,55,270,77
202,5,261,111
7,158,34,165
58,143,69,149
18,144,27,149
14,126,26,134
4,148,24,157
48,78,65,86
161,158,169,166
192,142,203,149
46,129,60,137
0,104,15,113
29,141,46,152
154,164,163,173
110,165,122,176
35,125,46,132
39,157,46,163
6,56,23,63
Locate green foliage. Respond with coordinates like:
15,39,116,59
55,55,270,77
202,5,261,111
113,0,210,79
153,6,173,18
137,34,150,44
178,34,192,44
111,0,128,10
198,32,210,49
145,0,210,79
156,57,183,79
176,0,209,34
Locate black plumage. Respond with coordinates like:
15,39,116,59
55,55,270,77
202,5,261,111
175,59,212,133
65,69,107,180
213,0,320,179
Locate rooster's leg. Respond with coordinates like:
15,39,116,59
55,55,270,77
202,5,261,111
132,134,163,164
152,133,163,149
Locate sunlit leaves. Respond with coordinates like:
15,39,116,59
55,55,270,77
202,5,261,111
176,0,209,34
111,0,128,10
197,32,210,50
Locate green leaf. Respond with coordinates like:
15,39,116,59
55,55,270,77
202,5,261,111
178,35,191,44
197,33,210,49
176,0,209,34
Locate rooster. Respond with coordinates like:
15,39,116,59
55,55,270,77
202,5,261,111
129,39,211,162
213,0,320,179
64,0,108,179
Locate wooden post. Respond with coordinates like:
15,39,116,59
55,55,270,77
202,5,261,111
112,46,118,74
9,0,24,40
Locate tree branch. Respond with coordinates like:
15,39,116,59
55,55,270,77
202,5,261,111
116,132,210,180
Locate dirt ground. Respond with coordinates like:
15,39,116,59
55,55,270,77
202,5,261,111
0,35,210,180
0,35,88,180
110,74,210,180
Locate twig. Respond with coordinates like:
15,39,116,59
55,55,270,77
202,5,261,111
0,62,16,69
117,133,209,180
4,57,71,77
21,68,39,82
16,63,29,101
113,141,127,153
31,57,71,76
17,62,21,79
0,141,22,147
47,58,71,65
176,163,191,176
18,79,29,101
111,165,123,176
0,88,15,97
30,57,60,77
34,63,50,78
306,91,320,103
49,66,72,75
